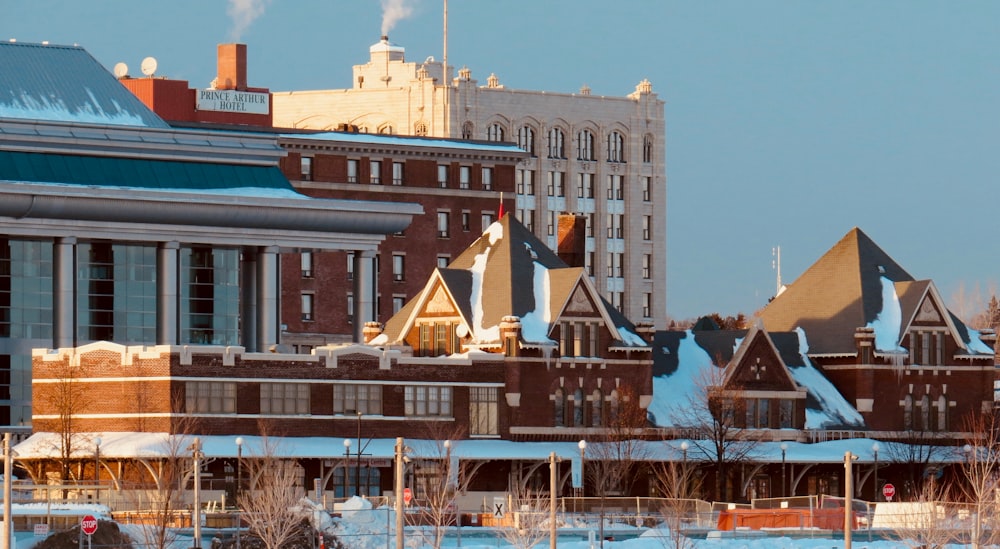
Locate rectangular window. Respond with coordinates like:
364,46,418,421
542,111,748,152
347,159,358,183
437,212,450,238
392,161,404,185
643,216,651,240
607,175,623,200
460,166,471,189
516,169,535,195
518,209,535,232
779,399,794,428
642,176,651,201
261,383,310,415
347,293,354,324
481,213,495,232
301,293,314,321
547,211,557,236
438,165,449,188
369,160,382,184
392,296,405,313
405,385,453,417
333,384,383,415
643,293,651,318
470,386,499,436
482,167,494,190
437,255,450,269
585,252,594,276
392,254,405,282
301,156,312,181
642,254,651,279
186,381,236,414
301,252,313,278
346,252,354,280
461,211,471,232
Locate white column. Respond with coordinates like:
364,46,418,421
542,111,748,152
256,246,279,351
156,241,179,345
353,250,376,343
52,237,76,349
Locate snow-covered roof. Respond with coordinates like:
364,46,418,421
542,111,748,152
0,42,168,128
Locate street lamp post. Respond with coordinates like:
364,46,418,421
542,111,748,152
780,443,787,498
578,439,586,498
549,452,557,549
872,442,880,502
94,437,102,504
3,433,13,549
191,437,204,549
343,439,352,497
356,410,363,496
235,437,243,549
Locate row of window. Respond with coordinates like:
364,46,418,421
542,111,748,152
185,381,500,435
516,172,654,202
487,125,655,164
553,387,621,427
300,157,494,190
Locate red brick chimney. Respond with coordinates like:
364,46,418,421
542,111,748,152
557,213,587,268
216,43,247,90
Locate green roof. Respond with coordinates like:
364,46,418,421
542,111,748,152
0,150,297,194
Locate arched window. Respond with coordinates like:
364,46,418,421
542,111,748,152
903,395,913,430
609,389,620,422
642,134,653,163
591,389,603,426
573,388,584,426
461,121,474,140
577,130,594,161
487,123,505,142
518,126,535,156
547,128,565,159
554,388,565,427
937,394,947,431
378,124,393,135
606,130,625,162
920,395,931,431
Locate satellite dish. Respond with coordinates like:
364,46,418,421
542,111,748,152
140,56,158,76
113,62,128,78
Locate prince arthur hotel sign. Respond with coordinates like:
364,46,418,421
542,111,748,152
197,89,270,114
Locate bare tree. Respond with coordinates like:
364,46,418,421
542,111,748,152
650,457,703,549
238,424,307,549
673,364,763,502
32,359,94,496
885,430,949,502
124,428,197,548
888,478,958,549
584,384,650,543
494,488,553,549
960,412,1000,549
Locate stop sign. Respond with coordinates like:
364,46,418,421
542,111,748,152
80,515,98,536
882,483,896,500
403,487,413,505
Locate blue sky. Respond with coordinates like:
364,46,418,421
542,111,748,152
4,0,998,322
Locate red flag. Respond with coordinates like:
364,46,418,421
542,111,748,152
497,192,505,219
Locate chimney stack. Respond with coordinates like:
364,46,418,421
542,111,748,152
557,213,587,268
216,43,247,90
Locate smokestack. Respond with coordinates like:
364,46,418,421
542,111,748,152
216,43,247,91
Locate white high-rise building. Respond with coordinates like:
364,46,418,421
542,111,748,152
273,37,667,328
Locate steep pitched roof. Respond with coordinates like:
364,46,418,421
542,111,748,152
758,228,915,354
759,227,992,357
650,328,865,429
375,214,648,348
0,42,168,128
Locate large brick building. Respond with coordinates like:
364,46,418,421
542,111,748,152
271,36,668,329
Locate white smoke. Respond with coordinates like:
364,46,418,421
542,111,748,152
380,0,415,37
227,0,270,42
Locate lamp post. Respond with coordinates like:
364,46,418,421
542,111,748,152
872,442,880,502
343,439,352,497
780,443,787,498
235,437,243,549
3,433,13,549
549,451,557,549
578,439,586,498
356,410,363,496
680,441,689,466
94,437,102,504
191,437,204,549
394,438,405,549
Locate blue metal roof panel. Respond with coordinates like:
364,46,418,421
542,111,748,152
0,42,168,128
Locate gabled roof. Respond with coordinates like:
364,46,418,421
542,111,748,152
759,228,913,354
759,227,992,357
650,328,865,430
0,42,167,128
375,214,648,348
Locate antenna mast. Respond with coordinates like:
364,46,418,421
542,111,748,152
772,246,782,295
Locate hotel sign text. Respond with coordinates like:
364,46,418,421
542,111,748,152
196,89,270,115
